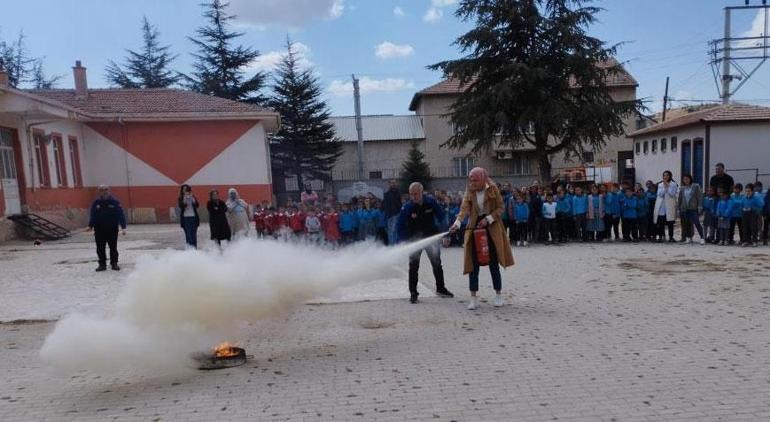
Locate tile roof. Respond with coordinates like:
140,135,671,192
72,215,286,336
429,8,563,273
628,103,770,137
409,59,637,110
24,88,273,119
329,115,424,142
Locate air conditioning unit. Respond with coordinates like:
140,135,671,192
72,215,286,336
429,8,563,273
497,151,513,160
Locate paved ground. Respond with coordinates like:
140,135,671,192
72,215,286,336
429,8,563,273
1,226,770,421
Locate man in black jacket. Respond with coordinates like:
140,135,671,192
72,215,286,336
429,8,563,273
397,182,454,303
383,179,402,245
709,162,734,194
87,185,127,271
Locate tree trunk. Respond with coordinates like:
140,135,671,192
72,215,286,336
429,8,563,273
537,151,551,186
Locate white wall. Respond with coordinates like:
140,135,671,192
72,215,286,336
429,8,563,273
710,122,770,186
187,123,271,185
632,126,705,185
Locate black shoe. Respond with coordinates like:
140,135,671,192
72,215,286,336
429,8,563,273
436,288,454,298
409,294,419,304
111,264,121,271
95,265,107,272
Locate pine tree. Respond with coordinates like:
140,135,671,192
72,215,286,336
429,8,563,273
30,59,61,89
269,38,342,193
183,0,266,104
429,0,643,183
0,31,59,88
105,16,179,88
400,141,432,192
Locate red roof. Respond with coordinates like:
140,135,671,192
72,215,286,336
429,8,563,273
24,88,274,120
409,59,637,110
628,103,770,137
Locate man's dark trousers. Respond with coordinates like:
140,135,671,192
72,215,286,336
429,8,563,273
408,242,445,296
95,226,119,266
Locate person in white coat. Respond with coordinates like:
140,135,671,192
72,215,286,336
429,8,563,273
653,170,679,243
226,188,251,240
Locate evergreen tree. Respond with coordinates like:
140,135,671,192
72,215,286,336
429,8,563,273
105,16,179,88
269,38,342,192
30,59,61,89
183,0,266,104
429,0,643,183
400,141,432,192
0,31,59,89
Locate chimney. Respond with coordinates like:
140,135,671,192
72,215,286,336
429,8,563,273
0,69,8,87
73,60,88,99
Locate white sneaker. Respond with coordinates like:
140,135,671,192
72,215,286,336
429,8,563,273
467,296,478,310
523,241,528,247
516,241,521,246
699,238,706,245
493,294,503,307
687,238,693,244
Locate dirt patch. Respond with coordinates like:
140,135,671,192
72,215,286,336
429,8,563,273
359,320,397,330
617,259,727,275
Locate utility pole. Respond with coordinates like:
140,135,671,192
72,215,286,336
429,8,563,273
709,1,770,104
352,74,364,182
662,76,670,121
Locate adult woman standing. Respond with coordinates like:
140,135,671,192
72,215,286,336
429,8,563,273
677,174,705,245
178,184,199,248
450,167,515,310
207,189,231,246
226,187,251,240
654,170,679,242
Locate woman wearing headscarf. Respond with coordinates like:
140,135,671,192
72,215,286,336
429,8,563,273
178,184,200,248
207,189,231,246
226,187,251,240
450,167,515,310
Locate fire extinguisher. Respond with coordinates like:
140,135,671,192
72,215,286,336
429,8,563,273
473,228,490,266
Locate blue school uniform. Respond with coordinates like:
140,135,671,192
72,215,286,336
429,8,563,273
514,202,530,222
636,193,648,217
340,210,358,233
716,199,732,230
729,193,744,219
572,195,588,215
605,192,620,217
620,195,638,219
556,195,572,215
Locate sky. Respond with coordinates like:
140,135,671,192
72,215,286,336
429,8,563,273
2,0,770,116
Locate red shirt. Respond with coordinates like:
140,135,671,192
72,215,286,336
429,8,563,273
289,212,306,232
275,212,289,229
263,214,276,234
254,212,265,230
322,212,341,241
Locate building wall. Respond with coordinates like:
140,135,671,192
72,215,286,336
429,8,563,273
334,138,421,181
710,122,770,186
0,112,273,233
632,125,707,186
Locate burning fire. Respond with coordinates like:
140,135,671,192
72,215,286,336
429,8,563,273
213,342,239,358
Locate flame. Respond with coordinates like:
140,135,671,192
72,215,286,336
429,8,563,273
213,342,239,358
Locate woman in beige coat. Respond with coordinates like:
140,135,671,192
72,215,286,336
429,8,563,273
451,167,515,310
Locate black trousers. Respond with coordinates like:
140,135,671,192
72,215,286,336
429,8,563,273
95,226,119,266
742,211,758,243
543,218,556,242
729,217,743,243
556,212,569,241
656,216,674,240
408,241,445,296
621,217,638,240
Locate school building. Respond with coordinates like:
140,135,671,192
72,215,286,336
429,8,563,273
0,61,279,241
628,103,770,189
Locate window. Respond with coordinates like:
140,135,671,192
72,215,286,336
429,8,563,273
510,155,531,175
369,171,383,179
0,129,17,179
635,142,641,155
671,136,678,152
582,151,595,163
52,135,67,187
661,138,667,153
68,137,83,187
452,157,475,177
33,132,51,187
643,141,649,155
652,139,657,154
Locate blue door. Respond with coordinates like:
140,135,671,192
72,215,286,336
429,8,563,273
681,141,691,180
693,139,704,186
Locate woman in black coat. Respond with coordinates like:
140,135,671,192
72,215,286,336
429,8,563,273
207,189,231,245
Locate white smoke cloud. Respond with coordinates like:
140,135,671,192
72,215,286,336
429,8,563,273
40,235,444,376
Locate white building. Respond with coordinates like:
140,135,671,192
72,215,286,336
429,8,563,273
629,103,770,188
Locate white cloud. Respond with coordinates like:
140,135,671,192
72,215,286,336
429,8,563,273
247,42,313,73
393,6,405,17
737,9,766,48
229,0,344,28
375,41,415,59
423,7,442,23
328,77,415,97
431,0,457,6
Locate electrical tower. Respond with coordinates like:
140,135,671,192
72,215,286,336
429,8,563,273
709,1,770,104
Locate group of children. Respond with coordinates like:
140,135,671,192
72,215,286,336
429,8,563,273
252,197,389,246
500,180,770,247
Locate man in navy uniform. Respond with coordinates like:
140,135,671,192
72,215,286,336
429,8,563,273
397,182,454,303
87,185,127,271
